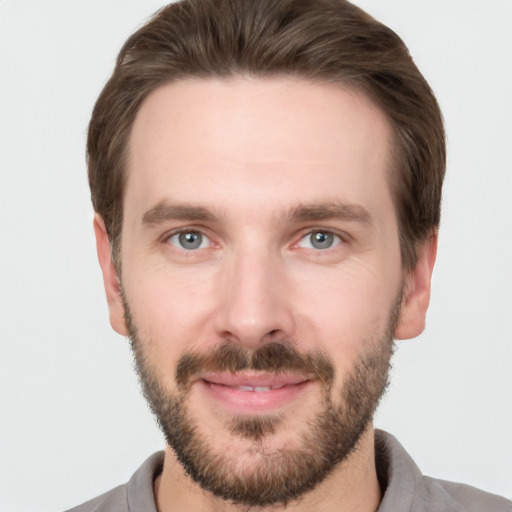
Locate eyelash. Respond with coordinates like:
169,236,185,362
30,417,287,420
295,230,343,250
166,230,212,251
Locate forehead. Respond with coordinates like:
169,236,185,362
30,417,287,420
125,76,394,224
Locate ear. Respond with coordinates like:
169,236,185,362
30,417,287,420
395,233,438,340
93,214,128,336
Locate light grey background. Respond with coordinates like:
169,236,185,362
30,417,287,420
0,1,511,510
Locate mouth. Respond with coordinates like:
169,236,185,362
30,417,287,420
196,372,313,413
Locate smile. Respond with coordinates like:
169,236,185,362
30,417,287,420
197,373,313,413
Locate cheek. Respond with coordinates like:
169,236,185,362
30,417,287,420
292,260,400,370
123,267,218,366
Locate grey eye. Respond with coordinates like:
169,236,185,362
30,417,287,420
298,230,341,250
168,231,209,250
311,231,334,249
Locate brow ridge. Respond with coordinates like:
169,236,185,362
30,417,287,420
142,201,217,226
141,200,372,227
285,202,373,225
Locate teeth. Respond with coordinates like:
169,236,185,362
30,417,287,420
233,385,284,392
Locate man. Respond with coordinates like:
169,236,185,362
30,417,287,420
69,0,511,510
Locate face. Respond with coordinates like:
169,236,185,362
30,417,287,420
96,77,434,506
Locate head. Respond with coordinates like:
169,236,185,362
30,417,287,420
89,0,444,507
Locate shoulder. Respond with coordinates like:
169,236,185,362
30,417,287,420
64,484,127,512
375,430,511,512
420,477,512,512
64,451,164,512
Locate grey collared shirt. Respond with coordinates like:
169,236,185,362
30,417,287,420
66,430,511,511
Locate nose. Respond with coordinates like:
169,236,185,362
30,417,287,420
213,247,295,349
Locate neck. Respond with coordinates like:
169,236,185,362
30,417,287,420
154,425,382,512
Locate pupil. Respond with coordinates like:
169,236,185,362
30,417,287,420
179,231,202,249
312,231,333,249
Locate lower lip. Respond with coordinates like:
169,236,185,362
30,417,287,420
198,379,312,414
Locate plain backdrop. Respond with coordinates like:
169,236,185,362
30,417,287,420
0,1,511,510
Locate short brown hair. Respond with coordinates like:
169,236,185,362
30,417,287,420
87,0,445,271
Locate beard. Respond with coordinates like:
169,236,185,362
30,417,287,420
124,295,399,507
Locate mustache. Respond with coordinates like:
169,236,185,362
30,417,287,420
176,342,335,388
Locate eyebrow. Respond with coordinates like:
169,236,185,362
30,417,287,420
142,201,218,226
141,200,373,227
285,202,373,225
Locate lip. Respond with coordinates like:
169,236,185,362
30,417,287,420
196,372,313,413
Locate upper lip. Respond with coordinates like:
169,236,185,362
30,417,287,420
199,372,311,388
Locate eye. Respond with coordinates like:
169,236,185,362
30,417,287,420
297,230,342,250
167,230,211,250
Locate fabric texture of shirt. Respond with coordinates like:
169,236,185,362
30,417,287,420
66,430,511,512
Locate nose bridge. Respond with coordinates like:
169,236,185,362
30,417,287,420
214,239,293,347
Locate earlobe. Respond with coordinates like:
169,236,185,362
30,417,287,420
93,214,128,336
395,233,438,340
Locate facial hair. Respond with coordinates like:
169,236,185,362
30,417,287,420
124,295,399,507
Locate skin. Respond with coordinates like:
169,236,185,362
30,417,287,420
95,77,437,512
